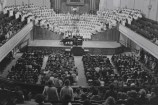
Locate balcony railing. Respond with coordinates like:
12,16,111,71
119,24,158,59
0,22,33,62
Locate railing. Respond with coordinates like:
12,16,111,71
119,25,158,59
0,22,33,62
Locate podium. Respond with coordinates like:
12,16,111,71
71,47,84,56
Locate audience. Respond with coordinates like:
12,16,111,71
139,49,158,75
83,54,115,86
7,51,43,84
41,52,78,86
126,17,158,46
111,53,156,87
103,84,117,100
0,12,27,46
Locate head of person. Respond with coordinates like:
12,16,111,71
47,80,53,87
139,89,146,97
109,84,115,90
92,88,99,95
103,96,116,105
126,98,135,105
64,79,70,87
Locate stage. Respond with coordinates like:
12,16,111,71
29,40,123,55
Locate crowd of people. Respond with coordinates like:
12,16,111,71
3,4,143,40
82,54,115,86
34,8,142,40
6,47,79,86
111,53,157,87
126,17,158,45
0,12,26,46
139,49,158,74
1,80,158,105
41,53,78,86
1,4,158,105
7,51,44,84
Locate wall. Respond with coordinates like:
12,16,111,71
99,0,158,21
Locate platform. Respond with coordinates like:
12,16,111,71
29,40,123,55
29,40,120,48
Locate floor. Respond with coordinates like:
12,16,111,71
74,56,88,87
37,56,49,84
29,40,121,48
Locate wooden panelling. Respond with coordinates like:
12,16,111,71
33,26,63,40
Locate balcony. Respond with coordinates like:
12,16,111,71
0,22,33,62
119,24,158,59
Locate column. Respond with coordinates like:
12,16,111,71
90,0,93,13
0,0,3,13
58,0,61,11
55,0,57,10
93,0,96,11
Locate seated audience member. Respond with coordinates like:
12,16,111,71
90,88,101,101
73,88,83,100
103,84,117,100
102,96,116,105
116,92,127,105
42,80,59,104
149,87,158,105
126,90,138,105
80,94,88,101
14,86,24,104
35,94,52,105
60,79,74,101
138,89,149,105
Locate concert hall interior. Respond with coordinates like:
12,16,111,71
1,0,158,105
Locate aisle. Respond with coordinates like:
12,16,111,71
37,56,48,84
41,56,48,70
74,56,88,86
